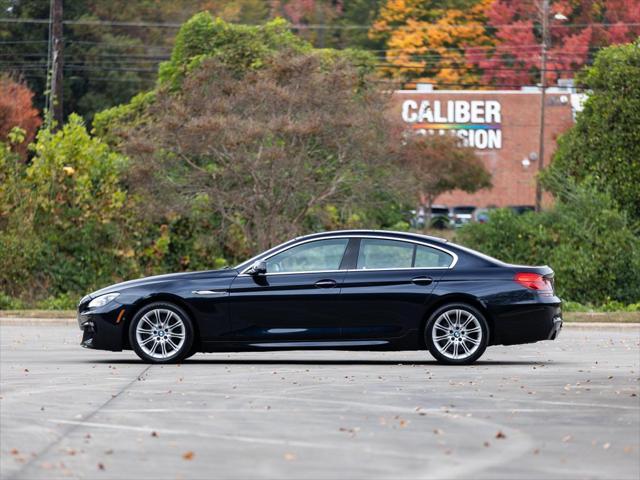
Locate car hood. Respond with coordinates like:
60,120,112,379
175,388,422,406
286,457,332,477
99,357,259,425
86,268,238,299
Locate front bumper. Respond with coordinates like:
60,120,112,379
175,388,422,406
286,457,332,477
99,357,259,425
78,303,128,351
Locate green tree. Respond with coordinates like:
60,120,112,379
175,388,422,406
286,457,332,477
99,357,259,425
157,14,309,88
0,115,137,302
457,185,640,305
0,0,273,122
543,40,640,222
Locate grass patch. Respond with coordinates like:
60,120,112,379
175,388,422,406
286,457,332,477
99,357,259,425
564,311,639,323
0,310,75,318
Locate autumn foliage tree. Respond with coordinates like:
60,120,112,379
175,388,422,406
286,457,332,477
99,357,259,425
370,0,640,87
469,0,640,87
395,133,492,223
126,51,393,253
0,76,42,157
369,0,495,85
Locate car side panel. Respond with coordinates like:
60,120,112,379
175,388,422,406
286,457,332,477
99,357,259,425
338,269,447,340
225,271,347,342
430,266,562,345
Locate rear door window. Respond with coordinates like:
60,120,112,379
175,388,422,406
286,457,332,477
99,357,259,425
356,239,453,270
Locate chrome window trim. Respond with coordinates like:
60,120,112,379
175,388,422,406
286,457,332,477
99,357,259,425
238,235,458,276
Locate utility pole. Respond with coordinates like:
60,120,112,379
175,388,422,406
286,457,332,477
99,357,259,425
535,0,549,213
49,0,63,130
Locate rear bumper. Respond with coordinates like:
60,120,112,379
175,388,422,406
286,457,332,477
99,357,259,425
548,315,563,340
490,297,562,346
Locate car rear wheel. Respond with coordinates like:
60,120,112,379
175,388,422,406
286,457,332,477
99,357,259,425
129,302,194,364
425,303,489,365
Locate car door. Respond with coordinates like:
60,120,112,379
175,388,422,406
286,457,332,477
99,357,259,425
227,237,351,343
339,237,454,340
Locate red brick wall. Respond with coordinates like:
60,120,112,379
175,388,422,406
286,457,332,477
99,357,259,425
389,90,575,208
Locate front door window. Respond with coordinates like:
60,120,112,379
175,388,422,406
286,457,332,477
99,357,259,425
265,238,349,273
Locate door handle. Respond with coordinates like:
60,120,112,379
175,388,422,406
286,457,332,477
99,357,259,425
411,276,433,286
314,279,337,289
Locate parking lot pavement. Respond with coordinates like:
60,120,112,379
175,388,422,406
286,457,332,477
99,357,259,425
1,325,638,480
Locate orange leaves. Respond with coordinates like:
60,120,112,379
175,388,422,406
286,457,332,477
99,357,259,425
371,0,640,88
370,0,495,85
0,76,42,158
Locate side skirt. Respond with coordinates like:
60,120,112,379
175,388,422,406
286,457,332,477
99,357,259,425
199,336,422,353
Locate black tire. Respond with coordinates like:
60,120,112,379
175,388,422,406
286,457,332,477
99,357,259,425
183,344,200,361
425,303,489,365
129,302,195,364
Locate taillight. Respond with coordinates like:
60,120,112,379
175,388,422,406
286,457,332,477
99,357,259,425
514,272,553,293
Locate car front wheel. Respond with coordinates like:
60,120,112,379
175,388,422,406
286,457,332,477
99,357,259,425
129,302,194,364
425,303,489,365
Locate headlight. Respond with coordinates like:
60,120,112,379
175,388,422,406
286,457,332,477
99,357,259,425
88,293,120,309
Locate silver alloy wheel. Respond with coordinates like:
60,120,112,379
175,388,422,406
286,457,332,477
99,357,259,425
431,308,482,361
135,308,186,360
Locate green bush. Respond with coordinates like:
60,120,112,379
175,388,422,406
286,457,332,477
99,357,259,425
0,292,25,310
544,40,640,221
0,132,46,299
456,186,640,305
563,300,640,313
34,293,77,311
0,116,141,305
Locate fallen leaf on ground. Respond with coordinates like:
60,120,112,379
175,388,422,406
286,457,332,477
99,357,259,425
495,431,506,439
97,463,105,470
182,451,195,460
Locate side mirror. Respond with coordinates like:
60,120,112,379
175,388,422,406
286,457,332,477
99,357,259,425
247,261,267,276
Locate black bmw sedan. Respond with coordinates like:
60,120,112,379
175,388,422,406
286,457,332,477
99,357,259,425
77,230,562,365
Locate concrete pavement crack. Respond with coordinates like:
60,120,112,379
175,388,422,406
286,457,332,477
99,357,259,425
8,365,152,479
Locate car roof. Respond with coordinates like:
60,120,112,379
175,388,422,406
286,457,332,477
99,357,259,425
292,229,449,244
234,229,503,271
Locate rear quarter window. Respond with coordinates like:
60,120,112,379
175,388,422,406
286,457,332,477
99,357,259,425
414,245,454,268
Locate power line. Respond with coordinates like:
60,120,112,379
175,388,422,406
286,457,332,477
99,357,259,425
1,17,640,30
20,72,155,83
0,40,49,44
